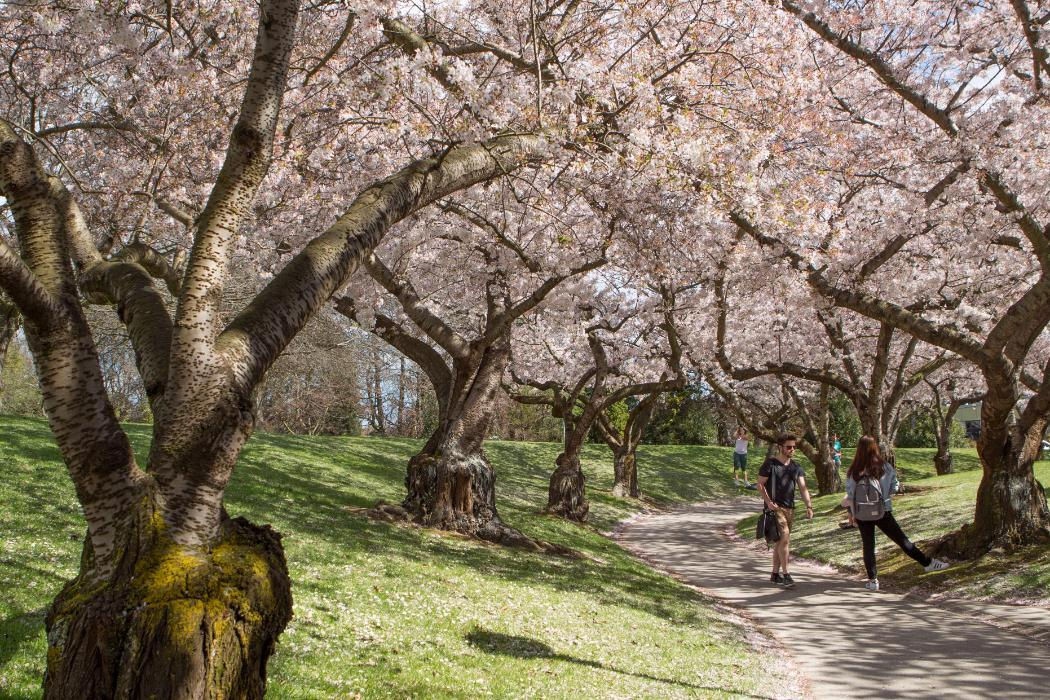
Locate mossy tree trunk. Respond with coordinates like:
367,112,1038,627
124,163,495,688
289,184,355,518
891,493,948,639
45,492,292,700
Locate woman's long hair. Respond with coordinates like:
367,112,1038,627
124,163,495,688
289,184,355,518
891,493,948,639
846,435,885,481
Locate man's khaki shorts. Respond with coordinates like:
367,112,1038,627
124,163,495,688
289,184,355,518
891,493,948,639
774,507,795,535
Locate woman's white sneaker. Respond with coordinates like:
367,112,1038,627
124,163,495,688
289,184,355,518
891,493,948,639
924,559,949,572
865,579,879,591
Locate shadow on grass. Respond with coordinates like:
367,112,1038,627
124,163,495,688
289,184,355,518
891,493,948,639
226,438,719,631
0,606,46,670
0,418,739,646
465,627,771,698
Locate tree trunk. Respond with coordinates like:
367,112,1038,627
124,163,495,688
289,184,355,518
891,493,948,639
0,299,18,386
610,448,638,499
933,448,954,475
396,355,407,434
44,493,292,700
400,340,530,545
800,441,841,495
548,451,589,521
370,345,386,435
933,396,1050,556
609,394,657,498
931,398,966,476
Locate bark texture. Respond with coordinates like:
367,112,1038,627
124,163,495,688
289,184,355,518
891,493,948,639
603,392,659,498
611,450,638,499
933,449,954,476
548,452,589,521
44,496,292,700
932,400,1050,556
405,448,497,531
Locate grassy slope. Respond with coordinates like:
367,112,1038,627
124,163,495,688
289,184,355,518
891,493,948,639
0,416,792,699
740,448,1050,604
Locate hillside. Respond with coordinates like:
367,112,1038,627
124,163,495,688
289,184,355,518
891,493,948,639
0,416,791,699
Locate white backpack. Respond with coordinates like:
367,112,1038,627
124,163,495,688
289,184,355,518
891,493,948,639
852,475,885,521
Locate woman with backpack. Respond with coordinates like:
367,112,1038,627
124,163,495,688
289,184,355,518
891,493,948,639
845,435,949,591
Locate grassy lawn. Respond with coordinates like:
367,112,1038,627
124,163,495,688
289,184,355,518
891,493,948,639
0,416,793,699
739,447,1050,604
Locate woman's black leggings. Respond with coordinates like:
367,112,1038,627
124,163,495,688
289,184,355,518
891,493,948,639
857,511,931,579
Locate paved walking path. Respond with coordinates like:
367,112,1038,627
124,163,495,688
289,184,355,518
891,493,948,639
617,498,1050,699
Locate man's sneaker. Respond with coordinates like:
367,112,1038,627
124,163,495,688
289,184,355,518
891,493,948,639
924,559,949,572
780,573,795,588
865,578,880,591
770,572,783,586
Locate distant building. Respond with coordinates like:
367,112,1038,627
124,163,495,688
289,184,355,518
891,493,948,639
953,403,981,440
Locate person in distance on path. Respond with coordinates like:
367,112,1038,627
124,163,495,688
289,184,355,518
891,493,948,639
733,427,753,488
757,433,813,588
844,435,949,591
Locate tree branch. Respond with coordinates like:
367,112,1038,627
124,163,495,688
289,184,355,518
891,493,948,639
334,295,452,404
364,253,471,359
221,132,551,392
170,0,300,391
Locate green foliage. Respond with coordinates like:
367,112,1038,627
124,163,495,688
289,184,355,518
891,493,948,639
896,409,970,448
0,416,791,698
644,388,718,445
0,343,43,417
588,399,629,444
828,390,861,444
604,399,629,435
504,393,562,442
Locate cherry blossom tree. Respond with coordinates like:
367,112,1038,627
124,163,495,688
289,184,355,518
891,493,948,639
336,180,609,543
1,0,768,692
707,232,952,465
512,285,686,517
720,1,1050,554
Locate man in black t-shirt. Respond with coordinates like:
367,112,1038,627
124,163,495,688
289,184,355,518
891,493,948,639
757,433,814,588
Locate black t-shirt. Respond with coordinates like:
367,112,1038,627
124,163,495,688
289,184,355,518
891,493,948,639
758,458,805,507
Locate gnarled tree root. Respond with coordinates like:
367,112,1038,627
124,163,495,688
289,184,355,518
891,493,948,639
44,514,292,700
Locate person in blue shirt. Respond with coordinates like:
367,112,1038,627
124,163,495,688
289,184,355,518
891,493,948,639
832,433,842,472
844,435,949,591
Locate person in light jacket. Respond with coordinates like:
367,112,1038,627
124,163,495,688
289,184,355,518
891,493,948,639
844,435,949,591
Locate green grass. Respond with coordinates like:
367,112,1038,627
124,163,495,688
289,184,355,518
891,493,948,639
739,448,1050,604
0,416,792,699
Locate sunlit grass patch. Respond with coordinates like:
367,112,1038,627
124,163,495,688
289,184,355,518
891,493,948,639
1,416,789,698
